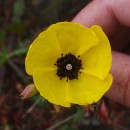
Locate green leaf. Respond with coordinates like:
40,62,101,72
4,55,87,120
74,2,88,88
8,47,28,58
59,125,77,130
7,22,25,35
13,0,25,16
0,47,27,66
31,95,49,108
0,30,5,41
72,109,84,123
0,46,9,66
12,0,25,22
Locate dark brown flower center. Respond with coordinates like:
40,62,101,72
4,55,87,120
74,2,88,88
54,53,82,81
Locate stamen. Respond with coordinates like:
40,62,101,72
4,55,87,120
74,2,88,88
55,53,82,81
66,78,68,82
77,55,80,58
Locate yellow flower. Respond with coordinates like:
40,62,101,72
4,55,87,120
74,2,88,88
25,22,113,107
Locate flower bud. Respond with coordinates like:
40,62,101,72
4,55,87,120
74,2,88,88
20,83,38,99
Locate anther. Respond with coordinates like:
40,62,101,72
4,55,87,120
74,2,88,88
77,55,80,58
55,53,82,81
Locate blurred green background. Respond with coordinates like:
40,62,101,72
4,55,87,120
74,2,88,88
0,0,130,130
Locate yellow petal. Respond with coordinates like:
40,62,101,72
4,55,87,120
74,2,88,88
33,68,70,107
81,25,112,80
50,22,99,56
25,29,62,75
67,73,113,105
